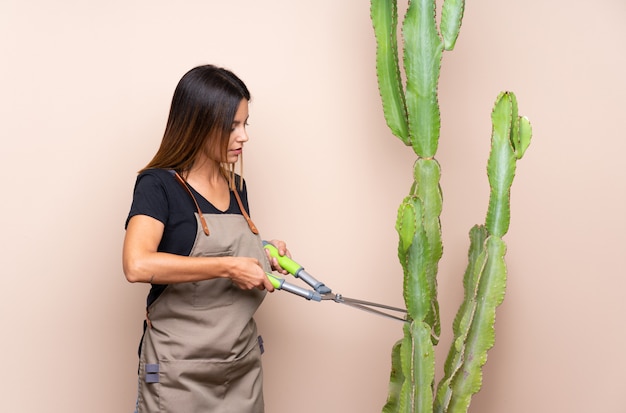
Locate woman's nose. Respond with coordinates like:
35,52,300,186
239,129,249,143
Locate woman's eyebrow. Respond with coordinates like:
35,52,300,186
232,116,249,125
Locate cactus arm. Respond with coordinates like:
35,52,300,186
485,92,518,238
371,0,410,144
440,0,465,51
396,195,431,321
382,339,405,413
402,0,444,158
446,236,507,413
399,321,435,413
514,116,532,159
412,158,443,342
435,93,532,413
434,225,488,413
395,195,436,413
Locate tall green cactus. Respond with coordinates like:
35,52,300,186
371,1,532,412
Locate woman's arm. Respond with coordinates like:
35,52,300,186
122,214,275,291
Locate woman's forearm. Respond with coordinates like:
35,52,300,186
123,251,234,284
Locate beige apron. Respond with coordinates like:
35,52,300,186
136,176,270,413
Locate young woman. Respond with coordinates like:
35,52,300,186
123,64,289,412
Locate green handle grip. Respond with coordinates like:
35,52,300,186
263,241,303,276
263,241,332,295
266,273,284,290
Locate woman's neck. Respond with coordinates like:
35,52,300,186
186,159,224,184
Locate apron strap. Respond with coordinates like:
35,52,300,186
172,171,210,236
231,184,259,234
171,170,259,235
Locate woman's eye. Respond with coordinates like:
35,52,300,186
231,122,249,131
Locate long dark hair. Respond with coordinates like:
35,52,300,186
141,65,251,174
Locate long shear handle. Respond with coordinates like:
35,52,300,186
266,273,322,301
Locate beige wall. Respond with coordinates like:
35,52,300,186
1,0,624,412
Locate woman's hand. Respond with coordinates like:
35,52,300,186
228,256,275,292
265,239,291,275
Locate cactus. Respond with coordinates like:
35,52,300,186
371,1,532,412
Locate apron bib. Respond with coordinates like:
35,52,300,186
136,176,270,413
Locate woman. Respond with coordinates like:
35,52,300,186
123,64,289,412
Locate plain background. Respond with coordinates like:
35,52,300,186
1,0,624,412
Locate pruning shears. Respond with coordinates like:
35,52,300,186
263,242,408,323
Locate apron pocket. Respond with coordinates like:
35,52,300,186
158,350,263,413
158,359,227,412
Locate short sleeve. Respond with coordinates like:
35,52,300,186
125,172,170,228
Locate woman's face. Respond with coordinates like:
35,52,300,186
224,98,249,164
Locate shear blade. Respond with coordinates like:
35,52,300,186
321,293,408,323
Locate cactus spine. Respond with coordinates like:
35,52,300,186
371,1,532,412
